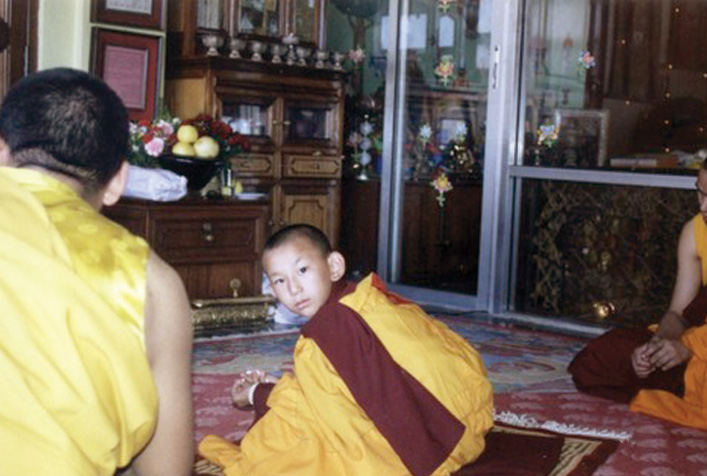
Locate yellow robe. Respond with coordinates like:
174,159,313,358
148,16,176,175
0,168,157,476
629,214,707,430
200,274,493,476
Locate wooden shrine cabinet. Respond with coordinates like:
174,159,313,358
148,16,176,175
165,57,345,245
104,197,269,300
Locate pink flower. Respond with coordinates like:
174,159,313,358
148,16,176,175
349,47,365,65
144,137,165,157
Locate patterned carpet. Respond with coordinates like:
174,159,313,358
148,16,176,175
192,315,707,475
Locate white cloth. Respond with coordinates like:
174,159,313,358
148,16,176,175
123,165,187,201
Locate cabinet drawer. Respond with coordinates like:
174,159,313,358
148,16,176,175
229,154,274,177
151,214,260,264
283,155,341,178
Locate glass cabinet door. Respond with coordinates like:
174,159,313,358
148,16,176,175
236,0,284,37
282,97,340,150
291,0,324,46
219,94,279,146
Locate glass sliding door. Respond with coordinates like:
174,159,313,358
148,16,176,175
377,0,498,308
511,0,705,326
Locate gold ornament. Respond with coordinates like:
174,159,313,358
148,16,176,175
592,301,616,320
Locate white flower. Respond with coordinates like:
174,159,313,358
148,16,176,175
359,121,374,136
419,123,432,141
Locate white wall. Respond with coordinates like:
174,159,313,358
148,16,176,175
37,0,92,71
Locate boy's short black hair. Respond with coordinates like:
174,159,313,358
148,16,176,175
0,67,129,191
264,224,333,257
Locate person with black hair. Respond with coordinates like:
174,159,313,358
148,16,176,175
0,68,194,475
200,224,493,476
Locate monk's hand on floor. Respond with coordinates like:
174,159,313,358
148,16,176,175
646,338,691,372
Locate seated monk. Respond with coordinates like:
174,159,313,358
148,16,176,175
0,68,194,475
569,159,707,430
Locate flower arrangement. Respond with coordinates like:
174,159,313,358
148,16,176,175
128,118,179,167
127,114,250,168
405,122,481,207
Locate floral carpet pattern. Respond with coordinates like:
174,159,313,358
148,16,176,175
192,315,707,475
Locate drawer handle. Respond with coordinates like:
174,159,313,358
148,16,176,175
312,150,322,156
283,120,291,126
202,222,214,242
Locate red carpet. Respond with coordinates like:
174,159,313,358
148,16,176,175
191,317,707,475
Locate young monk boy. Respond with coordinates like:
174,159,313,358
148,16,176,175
199,224,493,476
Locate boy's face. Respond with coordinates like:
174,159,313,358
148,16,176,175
263,236,345,318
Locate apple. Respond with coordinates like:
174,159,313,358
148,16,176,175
171,141,197,157
193,136,220,159
177,124,199,143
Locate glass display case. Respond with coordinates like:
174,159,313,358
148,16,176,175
194,0,325,47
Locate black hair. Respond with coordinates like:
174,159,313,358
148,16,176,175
0,67,129,191
264,224,333,257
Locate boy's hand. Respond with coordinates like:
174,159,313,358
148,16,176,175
231,370,279,408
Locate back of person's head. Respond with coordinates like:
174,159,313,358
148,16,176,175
264,224,333,257
0,67,129,192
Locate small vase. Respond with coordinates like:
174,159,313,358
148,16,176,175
202,34,223,57
314,50,328,69
229,37,246,59
332,52,345,71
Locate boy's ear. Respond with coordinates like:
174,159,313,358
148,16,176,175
327,251,346,282
102,160,129,207
0,137,12,165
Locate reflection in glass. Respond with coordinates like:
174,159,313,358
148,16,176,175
239,0,281,37
222,103,267,136
522,0,707,171
197,0,223,30
286,107,328,140
294,0,317,44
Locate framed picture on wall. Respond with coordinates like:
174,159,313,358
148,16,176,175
90,28,162,121
91,0,165,30
554,108,610,167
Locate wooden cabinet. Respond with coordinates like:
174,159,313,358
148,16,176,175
104,197,269,300
165,56,345,245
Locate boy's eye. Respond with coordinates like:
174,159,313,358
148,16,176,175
298,266,308,274
272,278,285,286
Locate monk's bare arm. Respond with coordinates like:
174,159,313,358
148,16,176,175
132,251,194,476
657,219,701,339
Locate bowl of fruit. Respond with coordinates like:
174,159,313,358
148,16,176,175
158,124,222,191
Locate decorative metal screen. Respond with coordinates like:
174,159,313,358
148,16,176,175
515,179,697,326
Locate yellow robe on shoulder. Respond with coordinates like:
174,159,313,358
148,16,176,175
0,168,157,476
200,274,493,476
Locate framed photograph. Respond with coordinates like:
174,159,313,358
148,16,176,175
554,108,610,167
90,28,162,121
91,0,164,30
